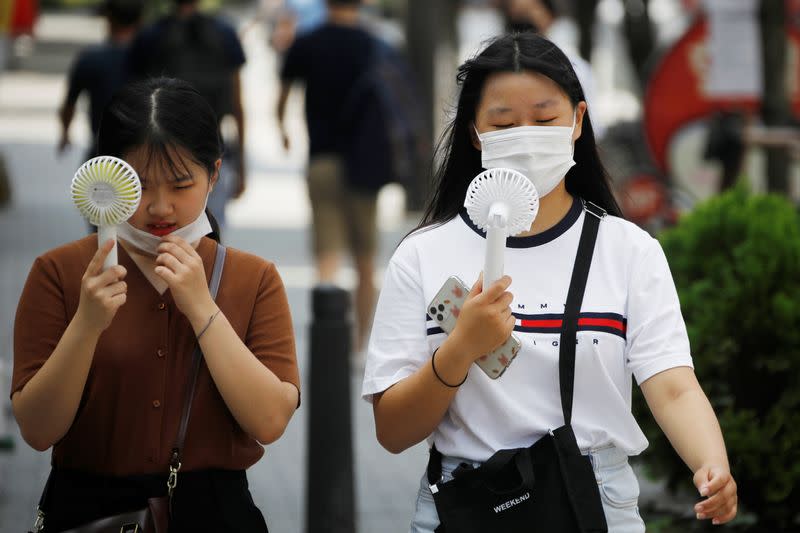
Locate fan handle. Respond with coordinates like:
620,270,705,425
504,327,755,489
483,202,509,291
98,224,118,270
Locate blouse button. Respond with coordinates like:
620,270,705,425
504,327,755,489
157,349,165,358
157,302,166,310
152,400,161,408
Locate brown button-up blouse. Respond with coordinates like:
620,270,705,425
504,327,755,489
12,236,300,476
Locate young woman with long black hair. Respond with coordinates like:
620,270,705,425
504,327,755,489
362,33,737,531
12,78,299,532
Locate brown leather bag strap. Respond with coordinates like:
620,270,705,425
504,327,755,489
168,243,226,488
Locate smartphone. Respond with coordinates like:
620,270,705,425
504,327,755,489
427,276,521,379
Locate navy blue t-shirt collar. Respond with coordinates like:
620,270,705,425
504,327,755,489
459,196,582,248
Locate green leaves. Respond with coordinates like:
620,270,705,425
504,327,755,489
633,187,800,530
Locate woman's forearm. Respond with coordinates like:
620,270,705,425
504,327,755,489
190,305,298,445
372,337,472,454
641,367,729,473
12,313,101,451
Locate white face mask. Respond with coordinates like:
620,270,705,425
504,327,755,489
117,205,213,256
475,111,577,198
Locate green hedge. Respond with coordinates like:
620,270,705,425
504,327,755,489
633,187,800,531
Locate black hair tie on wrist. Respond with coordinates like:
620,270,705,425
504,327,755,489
431,348,468,388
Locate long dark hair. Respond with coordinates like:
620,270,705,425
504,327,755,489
415,32,622,234
97,77,223,241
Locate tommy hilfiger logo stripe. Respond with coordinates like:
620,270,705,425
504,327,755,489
515,312,627,339
426,312,627,339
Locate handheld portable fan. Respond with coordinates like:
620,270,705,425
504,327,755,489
464,168,539,291
71,156,141,270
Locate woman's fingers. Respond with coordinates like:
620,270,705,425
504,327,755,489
98,280,127,298
97,265,127,285
696,481,735,517
84,239,116,278
157,241,194,265
712,500,738,525
694,466,732,499
479,275,512,303
84,265,126,295
154,264,178,284
693,466,737,524
156,251,185,274
107,292,127,310
468,273,484,298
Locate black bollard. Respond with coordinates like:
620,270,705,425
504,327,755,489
306,285,355,533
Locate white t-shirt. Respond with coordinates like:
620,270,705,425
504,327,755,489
361,198,693,461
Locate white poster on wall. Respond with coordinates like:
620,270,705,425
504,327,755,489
703,0,763,97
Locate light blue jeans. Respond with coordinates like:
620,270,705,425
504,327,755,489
410,445,645,533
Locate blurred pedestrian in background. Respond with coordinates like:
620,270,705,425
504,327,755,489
284,0,328,35
128,0,247,235
242,0,326,54
12,78,299,532
498,0,604,138
277,0,386,352
57,0,143,160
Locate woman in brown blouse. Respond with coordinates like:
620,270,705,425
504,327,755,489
12,78,300,532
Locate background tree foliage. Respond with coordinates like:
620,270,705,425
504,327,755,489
633,187,800,531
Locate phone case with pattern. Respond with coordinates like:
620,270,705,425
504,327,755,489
427,276,521,379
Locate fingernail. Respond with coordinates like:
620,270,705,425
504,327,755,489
697,513,706,520
712,519,719,525
700,486,709,496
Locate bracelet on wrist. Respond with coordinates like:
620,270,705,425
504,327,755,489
431,348,468,388
196,309,221,340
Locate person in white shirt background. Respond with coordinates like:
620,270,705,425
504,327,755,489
361,32,737,532
501,0,605,139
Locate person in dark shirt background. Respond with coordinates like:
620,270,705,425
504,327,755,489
128,0,247,234
57,0,143,159
278,0,379,353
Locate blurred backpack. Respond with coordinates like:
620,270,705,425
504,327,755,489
340,39,426,193
154,14,233,121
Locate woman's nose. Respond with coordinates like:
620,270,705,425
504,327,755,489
147,188,173,217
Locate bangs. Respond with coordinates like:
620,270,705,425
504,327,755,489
131,141,204,185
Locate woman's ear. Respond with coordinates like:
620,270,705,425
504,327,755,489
209,159,222,191
470,121,482,152
572,101,588,143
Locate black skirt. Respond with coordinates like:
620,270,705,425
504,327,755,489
40,468,269,533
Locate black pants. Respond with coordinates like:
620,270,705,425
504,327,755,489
40,468,268,532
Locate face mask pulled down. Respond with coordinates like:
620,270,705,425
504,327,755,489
116,209,213,256
475,113,577,198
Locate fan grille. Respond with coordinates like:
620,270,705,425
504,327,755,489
464,168,539,236
71,156,142,226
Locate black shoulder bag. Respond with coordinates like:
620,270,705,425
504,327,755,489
30,244,227,533
427,203,609,533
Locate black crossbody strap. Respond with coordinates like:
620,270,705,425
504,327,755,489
427,445,443,485
559,203,604,426
170,243,226,470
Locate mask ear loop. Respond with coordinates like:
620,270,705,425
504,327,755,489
569,108,578,157
473,123,484,148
